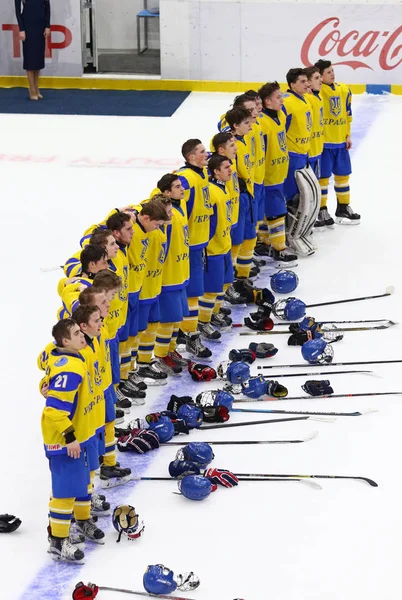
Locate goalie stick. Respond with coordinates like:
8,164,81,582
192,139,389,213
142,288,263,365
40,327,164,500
162,431,319,446
239,321,398,335
232,408,377,417
235,473,378,487
234,392,401,403
258,359,402,369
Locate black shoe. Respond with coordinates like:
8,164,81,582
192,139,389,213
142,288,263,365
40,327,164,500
136,361,168,385
185,332,212,359
119,380,146,401
335,204,360,225
197,321,222,342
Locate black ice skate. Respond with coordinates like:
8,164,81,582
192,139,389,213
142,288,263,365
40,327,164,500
269,247,298,268
136,361,168,386
119,380,146,402
128,371,147,390
197,321,222,342
185,332,212,360
335,203,361,225
48,535,85,564
91,492,111,517
100,464,132,489
76,519,105,544
115,387,132,413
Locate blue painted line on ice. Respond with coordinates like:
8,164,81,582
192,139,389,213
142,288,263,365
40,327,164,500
20,94,386,600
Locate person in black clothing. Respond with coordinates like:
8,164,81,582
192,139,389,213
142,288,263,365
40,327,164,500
15,0,51,100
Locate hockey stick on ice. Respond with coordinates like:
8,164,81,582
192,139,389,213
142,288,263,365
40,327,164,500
98,585,196,599
130,476,321,489
162,431,319,446
305,285,394,308
239,321,398,334
254,369,378,378
276,318,396,325
235,473,378,487
199,415,309,429
234,392,401,402
257,359,402,369
231,408,377,417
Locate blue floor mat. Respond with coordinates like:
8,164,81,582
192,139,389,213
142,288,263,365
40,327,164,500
0,88,190,117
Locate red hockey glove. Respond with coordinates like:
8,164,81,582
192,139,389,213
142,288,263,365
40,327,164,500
204,468,239,488
72,582,98,599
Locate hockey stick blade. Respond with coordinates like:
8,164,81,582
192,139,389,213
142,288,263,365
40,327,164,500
234,392,401,402
235,474,378,487
231,408,377,417
40,265,62,272
99,585,195,599
162,431,319,446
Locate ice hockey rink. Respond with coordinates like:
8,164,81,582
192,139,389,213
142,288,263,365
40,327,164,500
0,90,401,600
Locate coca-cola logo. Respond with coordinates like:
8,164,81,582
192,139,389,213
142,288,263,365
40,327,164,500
301,17,402,71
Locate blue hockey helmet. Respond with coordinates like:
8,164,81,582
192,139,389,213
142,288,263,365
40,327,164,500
226,361,250,384
179,475,213,501
168,459,201,479
177,442,214,467
112,505,145,543
214,390,234,412
273,297,306,321
301,338,334,364
177,404,203,429
148,415,175,443
241,375,267,399
143,564,177,595
270,270,299,294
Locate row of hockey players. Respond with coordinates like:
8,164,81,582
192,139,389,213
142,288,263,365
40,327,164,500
38,58,358,563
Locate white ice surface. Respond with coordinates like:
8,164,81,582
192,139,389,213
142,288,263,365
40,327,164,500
0,92,401,600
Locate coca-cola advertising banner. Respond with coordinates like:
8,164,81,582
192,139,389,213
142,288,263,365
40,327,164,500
0,0,82,76
160,1,402,84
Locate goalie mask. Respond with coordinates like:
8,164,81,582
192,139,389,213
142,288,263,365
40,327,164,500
270,270,299,294
272,297,306,321
301,338,334,364
112,505,145,543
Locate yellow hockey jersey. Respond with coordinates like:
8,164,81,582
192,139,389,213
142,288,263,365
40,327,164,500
127,211,150,295
259,109,289,187
162,201,189,292
81,335,105,437
175,165,211,250
252,120,266,186
98,322,112,392
305,92,324,159
207,180,232,256
57,276,93,319
140,227,167,302
321,82,352,148
234,136,254,196
64,249,82,278
283,91,312,156
226,161,240,228
40,346,96,456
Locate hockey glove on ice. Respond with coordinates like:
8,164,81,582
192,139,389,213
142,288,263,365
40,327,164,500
72,582,99,599
248,342,278,359
0,514,21,533
302,380,334,397
205,468,239,488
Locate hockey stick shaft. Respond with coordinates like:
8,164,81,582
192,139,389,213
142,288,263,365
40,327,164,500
255,369,373,377
276,319,394,325
234,392,401,402
199,415,309,429
235,473,378,487
132,476,311,484
239,323,396,335
306,286,394,308
99,585,194,599
232,408,369,417
258,359,402,369
162,432,318,446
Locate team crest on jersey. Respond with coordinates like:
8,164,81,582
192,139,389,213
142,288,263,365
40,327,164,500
232,172,240,193
183,224,189,247
306,111,312,132
202,186,211,209
226,200,232,223
319,107,324,127
140,238,149,260
118,265,128,301
244,153,251,169
259,131,266,154
250,137,256,158
277,131,287,153
94,360,102,387
330,96,341,117
105,340,110,363
158,241,167,265
54,357,68,367
87,371,93,394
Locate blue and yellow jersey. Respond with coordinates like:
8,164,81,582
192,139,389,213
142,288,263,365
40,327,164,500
305,92,324,159
162,201,189,292
140,227,167,302
128,212,150,295
108,244,129,335
40,346,96,456
320,82,352,148
283,91,312,156
226,160,240,228
234,136,254,196
98,322,112,392
63,249,82,278
207,180,232,256
259,108,289,188
81,335,105,437
253,120,266,186
57,276,93,319
175,165,211,250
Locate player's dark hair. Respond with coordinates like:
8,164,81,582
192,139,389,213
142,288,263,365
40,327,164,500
258,82,280,105
106,211,131,233
211,132,233,152
208,154,230,176
140,198,170,221
244,89,261,100
89,228,113,247
233,93,256,109
52,318,77,347
80,244,107,273
314,59,332,74
72,304,100,327
304,66,320,80
157,173,180,193
225,107,251,131
78,287,104,307
93,269,121,291
181,139,202,161
286,68,307,87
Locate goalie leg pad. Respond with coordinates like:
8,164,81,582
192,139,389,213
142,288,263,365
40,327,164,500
287,165,321,244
